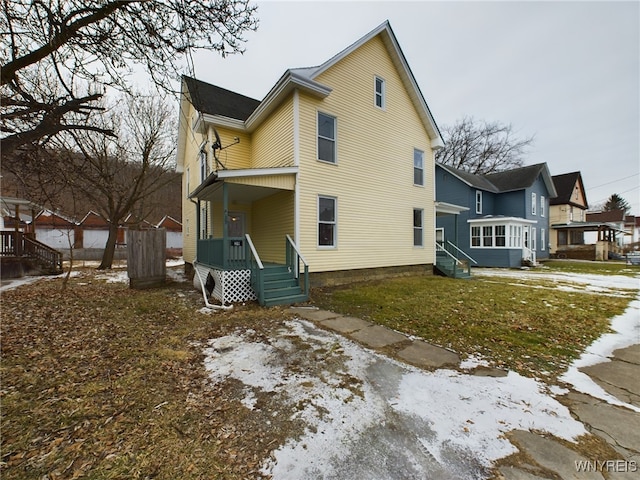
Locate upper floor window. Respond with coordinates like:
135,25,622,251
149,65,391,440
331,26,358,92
375,76,385,109
540,195,545,217
199,149,207,182
475,190,483,214
413,149,424,186
531,192,537,216
317,112,336,163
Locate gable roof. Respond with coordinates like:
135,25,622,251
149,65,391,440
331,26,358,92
550,171,588,208
181,21,443,146
436,162,557,197
182,76,260,121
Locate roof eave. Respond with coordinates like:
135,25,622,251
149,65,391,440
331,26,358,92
245,71,332,131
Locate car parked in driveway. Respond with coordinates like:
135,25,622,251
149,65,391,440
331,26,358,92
626,252,640,265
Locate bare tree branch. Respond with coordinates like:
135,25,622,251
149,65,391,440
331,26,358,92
436,116,535,174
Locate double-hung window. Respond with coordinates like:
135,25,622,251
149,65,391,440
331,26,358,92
199,149,207,182
317,112,336,163
476,191,483,214
413,209,423,247
413,149,424,186
541,195,546,217
318,196,337,247
471,226,481,247
531,192,537,216
375,76,385,109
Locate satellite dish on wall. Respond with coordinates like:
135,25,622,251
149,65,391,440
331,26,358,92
211,127,241,171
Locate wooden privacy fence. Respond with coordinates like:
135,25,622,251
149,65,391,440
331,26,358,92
127,228,166,289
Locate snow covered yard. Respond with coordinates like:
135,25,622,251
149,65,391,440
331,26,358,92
201,269,640,478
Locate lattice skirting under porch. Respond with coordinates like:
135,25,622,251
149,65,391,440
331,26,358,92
194,264,257,305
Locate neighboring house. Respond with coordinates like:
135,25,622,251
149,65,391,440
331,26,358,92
549,171,589,255
157,215,183,251
177,21,444,306
584,210,627,256
78,211,125,249
33,209,76,250
435,162,557,268
625,215,640,248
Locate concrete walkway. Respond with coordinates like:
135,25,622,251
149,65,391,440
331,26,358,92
290,307,640,480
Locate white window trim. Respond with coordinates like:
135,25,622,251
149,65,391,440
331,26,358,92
413,208,424,247
317,111,337,165
475,190,483,214
317,195,337,249
532,227,537,251
541,195,545,217
541,228,546,251
374,75,385,110
531,192,537,216
413,148,424,186
469,218,535,249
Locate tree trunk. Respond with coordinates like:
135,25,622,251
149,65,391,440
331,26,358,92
98,223,119,270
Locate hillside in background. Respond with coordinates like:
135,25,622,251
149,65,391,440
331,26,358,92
1,162,182,225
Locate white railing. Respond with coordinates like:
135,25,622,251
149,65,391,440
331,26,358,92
436,242,461,265
447,241,477,264
245,233,264,269
523,246,537,265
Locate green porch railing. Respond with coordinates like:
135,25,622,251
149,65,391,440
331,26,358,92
196,237,246,270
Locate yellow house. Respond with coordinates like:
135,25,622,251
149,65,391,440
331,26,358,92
177,21,443,306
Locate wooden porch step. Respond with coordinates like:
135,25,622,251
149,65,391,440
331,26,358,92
258,264,309,306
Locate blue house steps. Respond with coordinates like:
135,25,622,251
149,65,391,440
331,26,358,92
434,251,471,279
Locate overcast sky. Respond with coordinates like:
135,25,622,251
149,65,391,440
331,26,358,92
185,1,639,215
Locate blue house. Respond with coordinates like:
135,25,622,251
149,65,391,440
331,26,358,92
435,162,557,270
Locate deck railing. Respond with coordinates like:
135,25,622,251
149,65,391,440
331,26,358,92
0,231,62,273
196,237,246,270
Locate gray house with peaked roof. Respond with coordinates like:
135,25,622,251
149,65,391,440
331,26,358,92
435,162,557,268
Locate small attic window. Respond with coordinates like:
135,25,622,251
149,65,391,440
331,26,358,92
375,76,385,109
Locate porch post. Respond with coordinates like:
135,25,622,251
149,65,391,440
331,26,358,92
195,200,201,241
222,182,229,267
454,213,459,247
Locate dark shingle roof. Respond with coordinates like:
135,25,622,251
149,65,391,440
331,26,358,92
437,162,553,195
484,164,546,193
550,172,585,206
586,210,625,222
183,76,260,121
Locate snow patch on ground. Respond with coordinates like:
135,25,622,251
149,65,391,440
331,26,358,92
202,319,586,479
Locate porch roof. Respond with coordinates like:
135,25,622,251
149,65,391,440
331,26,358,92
435,201,469,216
188,166,298,203
467,216,537,225
551,221,628,235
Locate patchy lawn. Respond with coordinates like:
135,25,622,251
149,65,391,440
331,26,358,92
311,267,637,380
1,271,302,480
1,262,637,478
540,259,639,277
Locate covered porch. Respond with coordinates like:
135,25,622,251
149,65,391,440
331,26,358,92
434,202,475,278
188,167,309,306
551,221,627,261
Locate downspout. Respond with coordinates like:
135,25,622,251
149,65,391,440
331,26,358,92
192,261,233,311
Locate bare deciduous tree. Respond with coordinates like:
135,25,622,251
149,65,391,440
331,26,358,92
61,93,177,269
436,116,534,174
1,0,258,158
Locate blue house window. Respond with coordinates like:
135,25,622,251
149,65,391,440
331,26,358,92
531,192,537,216
541,195,545,217
475,191,482,214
